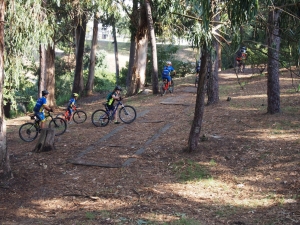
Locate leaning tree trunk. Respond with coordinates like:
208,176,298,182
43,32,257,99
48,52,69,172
73,14,87,96
45,43,56,107
86,15,99,96
0,0,11,179
146,0,159,94
186,46,208,153
267,8,281,114
207,38,219,105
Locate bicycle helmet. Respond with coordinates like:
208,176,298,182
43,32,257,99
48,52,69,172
42,90,49,96
166,61,172,65
115,85,122,91
73,93,79,97
240,46,247,53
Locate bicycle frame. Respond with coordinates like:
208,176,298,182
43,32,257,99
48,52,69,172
104,100,123,119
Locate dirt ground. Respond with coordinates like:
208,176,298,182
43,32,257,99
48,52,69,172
1,67,300,225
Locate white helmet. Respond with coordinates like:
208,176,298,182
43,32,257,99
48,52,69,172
166,61,172,65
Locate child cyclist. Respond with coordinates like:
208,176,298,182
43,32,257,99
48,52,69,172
106,85,122,124
67,93,79,120
33,90,52,129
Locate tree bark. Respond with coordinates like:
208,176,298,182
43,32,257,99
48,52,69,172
267,8,281,114
33,128,55,153
0,0,12,179
186,46,208,153
45,43,56,107
112,20,120,85
207,38,219,105
145,0,159,94
127,2,148,96
39,44,46,99
73,14,87,96
86,15,98,96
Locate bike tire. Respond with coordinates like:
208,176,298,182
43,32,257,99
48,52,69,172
170,80,174,93
49,118,67,136
73,110,87,124
161,84,166,96
91,109,109,127
19,122,39,142
119,105,136,124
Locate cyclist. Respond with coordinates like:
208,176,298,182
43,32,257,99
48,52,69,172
106,85,122,124
33,90,52,129
67,93,79,120
162,61,176,89
235,47,247,72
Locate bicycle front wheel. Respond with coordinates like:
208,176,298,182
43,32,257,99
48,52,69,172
19,122,38,142
91,109,109,127
119,106,136,124
73,110,87,124
49,118,67,136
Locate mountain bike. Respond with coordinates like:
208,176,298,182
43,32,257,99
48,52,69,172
161,78,174,96
91,98,136,127
19,111,67,142
235,60,245,73
56,105,87,124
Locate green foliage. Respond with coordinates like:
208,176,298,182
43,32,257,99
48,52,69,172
247,45,268,73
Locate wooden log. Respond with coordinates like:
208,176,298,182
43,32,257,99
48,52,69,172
32,128,55,153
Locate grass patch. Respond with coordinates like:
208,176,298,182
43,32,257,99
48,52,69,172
174,159,212,182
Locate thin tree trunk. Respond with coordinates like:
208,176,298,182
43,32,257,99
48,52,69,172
86,15,98,96
39,44,46,99
267,9,281,114
186,46,208,152
45,43,56,107
207,37,219,105
112,21,120,85
126,34,136,89
0,0,11,179
73,14,86,95
145,0,159,94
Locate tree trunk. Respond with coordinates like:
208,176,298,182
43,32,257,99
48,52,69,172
45,43,56,107
86,15,98,96
112,20,120,85
126,34,136,89
39,44,46,99
0,0,12,179
73,14,86,96
186,46,208,153
127,2,148,96
33,128,55,153
207,38,219,105
267,8,281,114
145,0,159,94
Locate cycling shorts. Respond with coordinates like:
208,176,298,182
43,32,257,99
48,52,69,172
34,112,46,122
162,75,171,82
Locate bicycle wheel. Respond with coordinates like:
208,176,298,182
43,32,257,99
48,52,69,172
161,84,166,96
73,110,87,124
49,118,67,136
119,105,136,124
19,122,39,142
91,109,109,127
169,80,174,93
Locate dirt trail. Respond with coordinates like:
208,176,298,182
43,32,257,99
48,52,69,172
2,70,300,225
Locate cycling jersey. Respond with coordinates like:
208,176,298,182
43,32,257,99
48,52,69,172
33,96,47,113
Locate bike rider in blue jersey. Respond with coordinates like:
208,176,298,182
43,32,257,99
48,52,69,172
33,90,52,129
162,61,176,89
106,85,122,124
67,93,79,120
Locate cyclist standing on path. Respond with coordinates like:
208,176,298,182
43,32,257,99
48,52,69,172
33,90,52,129
67,93,79,120
106,85,122,124
235,47,247,72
